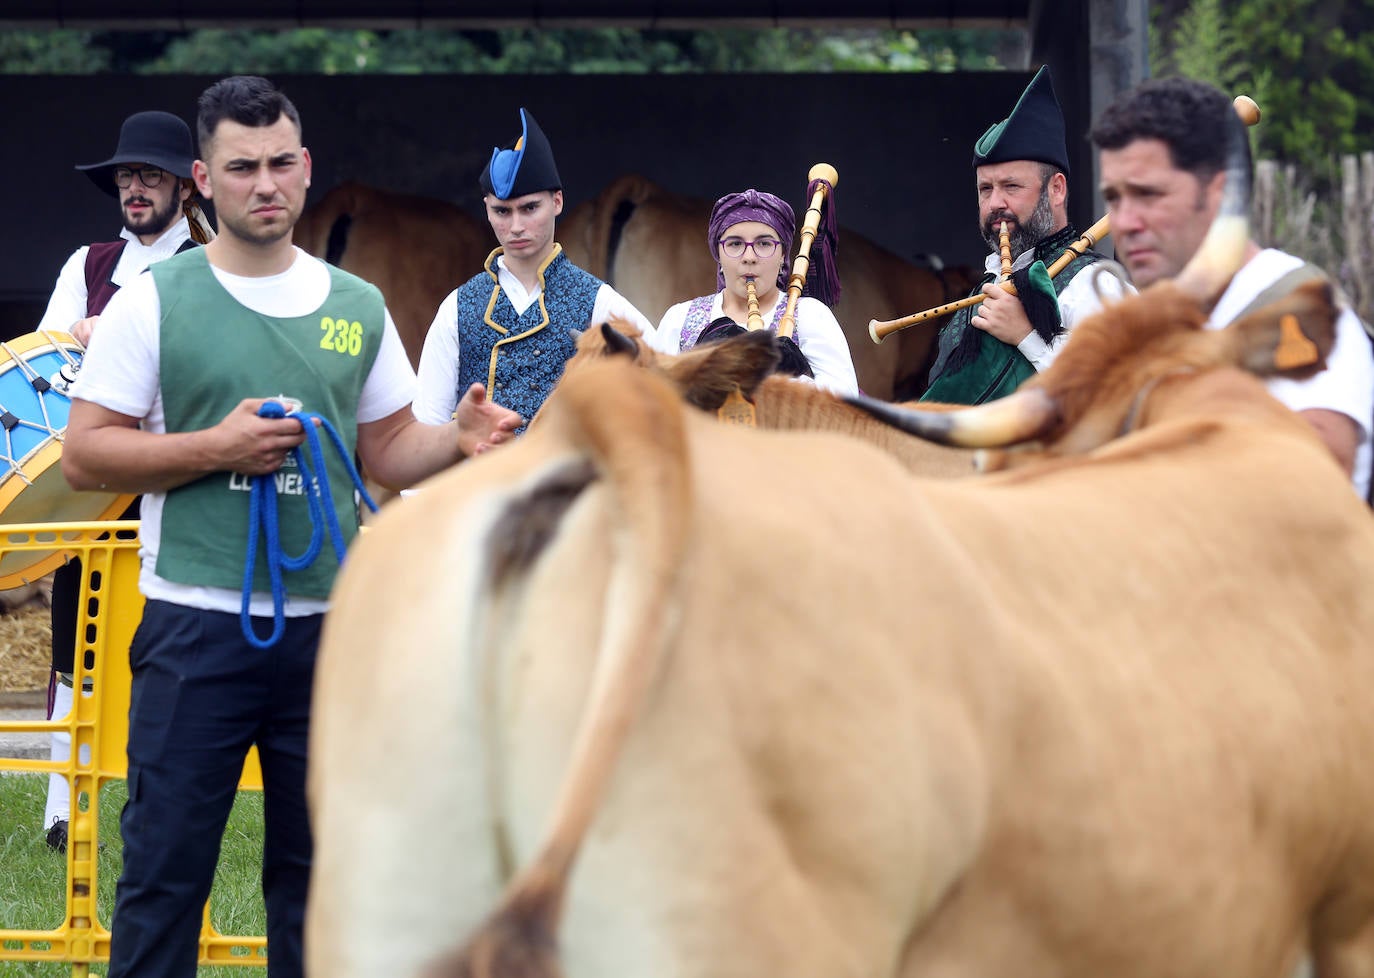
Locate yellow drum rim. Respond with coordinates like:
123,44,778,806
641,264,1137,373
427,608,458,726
0,335,134,588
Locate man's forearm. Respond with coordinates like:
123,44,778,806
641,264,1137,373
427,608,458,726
63,425,224,494
358,417,464,492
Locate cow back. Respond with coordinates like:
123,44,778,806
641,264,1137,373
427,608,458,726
832,233,974,400
294,181,491,369
560,173,716,323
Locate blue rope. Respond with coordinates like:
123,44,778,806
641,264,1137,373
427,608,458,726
241,401,380,649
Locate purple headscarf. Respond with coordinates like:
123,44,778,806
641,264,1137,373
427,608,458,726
706,185,843,305
708,189,796,292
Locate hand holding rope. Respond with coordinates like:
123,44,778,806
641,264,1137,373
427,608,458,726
241,399,379,649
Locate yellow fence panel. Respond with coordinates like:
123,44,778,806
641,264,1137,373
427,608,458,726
0,521,267,974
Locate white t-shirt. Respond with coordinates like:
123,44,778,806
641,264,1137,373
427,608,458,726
72,247,417,615
412,252,656,425
37,218,194,332
651,290,860,397
1205,248,1374,498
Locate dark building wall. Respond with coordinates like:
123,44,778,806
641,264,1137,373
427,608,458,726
8,71,1059,333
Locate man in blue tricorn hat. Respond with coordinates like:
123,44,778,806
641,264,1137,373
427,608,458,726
922,66,1131,405
414,108,655,430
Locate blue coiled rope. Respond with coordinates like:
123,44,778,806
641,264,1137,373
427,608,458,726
241,401,379,649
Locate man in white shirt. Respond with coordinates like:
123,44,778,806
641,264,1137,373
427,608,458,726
1093,76,1374,498
36,109,214,854
38,109,214,345
414,107,655,430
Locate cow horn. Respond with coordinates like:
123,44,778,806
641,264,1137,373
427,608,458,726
1174,110,1251,305
845,387,1059,448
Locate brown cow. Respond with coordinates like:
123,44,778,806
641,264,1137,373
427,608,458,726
560,173,976,400
293,181,490,368
306,127,1374,978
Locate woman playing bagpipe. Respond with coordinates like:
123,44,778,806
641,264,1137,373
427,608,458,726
649,182,858,396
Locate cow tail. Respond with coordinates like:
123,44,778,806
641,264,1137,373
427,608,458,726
587,173,655,282
294,180,362,264
323,212,353,266
432,363,691,978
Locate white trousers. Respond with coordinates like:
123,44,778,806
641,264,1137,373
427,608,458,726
44,678,72,829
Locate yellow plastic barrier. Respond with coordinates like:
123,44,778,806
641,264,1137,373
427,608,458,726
0,521,267,973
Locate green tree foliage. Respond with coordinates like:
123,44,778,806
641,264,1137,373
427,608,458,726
1155,0,1374,316
1151,0,1374,172
133,28,479,75
1151,0,1248,91
0,26,1013,77
0,30,109,72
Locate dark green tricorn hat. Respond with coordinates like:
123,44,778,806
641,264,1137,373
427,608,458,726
479,107,563,200
972,66,1070,174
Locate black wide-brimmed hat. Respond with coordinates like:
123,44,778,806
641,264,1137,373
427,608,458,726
479,108,562,200
972,66,1070,174
75,110,196,197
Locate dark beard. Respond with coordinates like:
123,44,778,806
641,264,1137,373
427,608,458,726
122,191,182,238
980,183,1056,258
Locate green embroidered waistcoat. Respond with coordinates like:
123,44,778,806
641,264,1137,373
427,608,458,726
152,249,385,599
922,226,1103,405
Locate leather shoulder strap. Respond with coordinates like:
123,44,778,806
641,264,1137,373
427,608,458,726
1231,261,1326,322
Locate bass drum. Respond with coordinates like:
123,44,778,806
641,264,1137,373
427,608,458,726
0,330,137,588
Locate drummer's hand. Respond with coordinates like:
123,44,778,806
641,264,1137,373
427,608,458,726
71,316,99,347
455,383,522,457
971,282,1032,345
216,398,313,475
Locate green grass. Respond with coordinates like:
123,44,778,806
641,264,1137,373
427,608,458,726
0,773,267,976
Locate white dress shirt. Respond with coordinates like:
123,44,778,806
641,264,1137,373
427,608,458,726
37,217,194,332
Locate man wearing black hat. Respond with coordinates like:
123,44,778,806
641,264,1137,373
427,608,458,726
38,109,214,347
34,109,213,854
415,107,655,430
923,67,1130,405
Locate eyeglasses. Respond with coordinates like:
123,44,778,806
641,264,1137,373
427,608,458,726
718,237,781,259
113,166,166,189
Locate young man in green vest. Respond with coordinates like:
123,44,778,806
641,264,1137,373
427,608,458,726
923,66,1131,405
61,75,520,978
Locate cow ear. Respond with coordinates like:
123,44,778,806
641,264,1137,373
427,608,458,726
1224,279,1338,380
663,331,781,412
598,321,640,359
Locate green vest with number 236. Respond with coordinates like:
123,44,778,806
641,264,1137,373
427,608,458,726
152,248,384,600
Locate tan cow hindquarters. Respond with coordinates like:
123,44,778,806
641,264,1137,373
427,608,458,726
308,305,1374,978
308,362,991,978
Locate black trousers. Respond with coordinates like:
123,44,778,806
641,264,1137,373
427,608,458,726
107,600,320,978
49,497,141,676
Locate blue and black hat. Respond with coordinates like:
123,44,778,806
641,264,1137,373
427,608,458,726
972,66,1070,174
479,108,562,200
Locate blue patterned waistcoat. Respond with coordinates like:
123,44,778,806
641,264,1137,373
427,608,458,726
455,244,600,427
